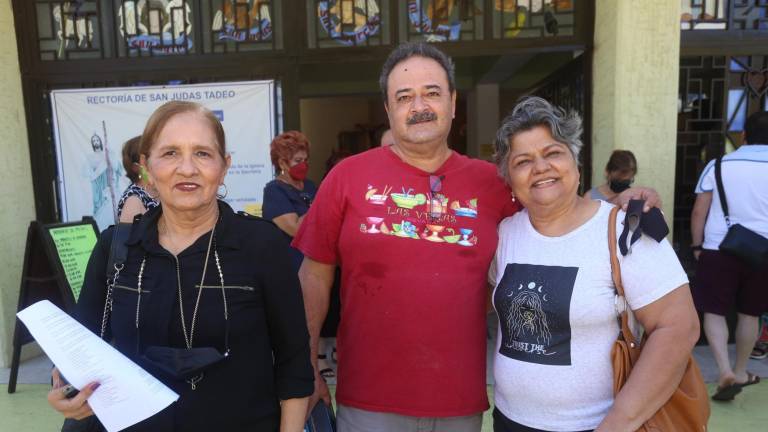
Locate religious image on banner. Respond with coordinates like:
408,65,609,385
83,127,124,228
212,0,273,42
118,0,194,54
317,0,381,46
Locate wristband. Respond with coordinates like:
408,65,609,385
691,245,703,251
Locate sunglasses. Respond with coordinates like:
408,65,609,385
428,175,445,222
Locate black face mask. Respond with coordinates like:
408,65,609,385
609,179,633,193
142,346,227,381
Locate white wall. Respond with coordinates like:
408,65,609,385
0,0,37,367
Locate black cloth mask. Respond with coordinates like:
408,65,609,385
609,179,633,193
618,199,670,256
142,346,227,381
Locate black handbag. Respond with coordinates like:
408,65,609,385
714,156,768,268
60,223,132,432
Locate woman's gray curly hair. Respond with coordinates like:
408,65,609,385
493,96,583,185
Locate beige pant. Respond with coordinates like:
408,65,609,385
337,404,483,432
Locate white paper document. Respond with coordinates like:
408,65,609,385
17,300,179,432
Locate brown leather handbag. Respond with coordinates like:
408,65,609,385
608,206,710,432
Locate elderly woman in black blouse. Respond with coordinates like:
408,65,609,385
47,101,313,431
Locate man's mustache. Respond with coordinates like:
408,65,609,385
406,111,437,125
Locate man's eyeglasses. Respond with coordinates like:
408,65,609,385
428,175,445,222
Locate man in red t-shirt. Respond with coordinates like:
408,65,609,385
295,42,661,431
294,42,519,431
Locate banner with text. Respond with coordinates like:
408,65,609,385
51,81,276,231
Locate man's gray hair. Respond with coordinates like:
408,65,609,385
379,42,456,105
493,96,583,185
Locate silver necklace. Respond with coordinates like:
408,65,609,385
179,224,217,350
137,223,228,390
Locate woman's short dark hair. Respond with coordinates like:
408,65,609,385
605,150,637,176
493,96,583,185
140,101,226,161
270,131,311,171
379,42,455,105
745,111,768,145
121,135,142,183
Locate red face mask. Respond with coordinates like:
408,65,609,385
288,161,309,181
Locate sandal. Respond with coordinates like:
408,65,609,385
319,368,335,379
737,373,761,388
750,344,767,360
712,383,742,401
318,354,335,379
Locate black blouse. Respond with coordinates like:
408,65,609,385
76,201,313,431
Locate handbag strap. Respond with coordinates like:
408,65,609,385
714,156,731,227
608,206,639,351
100,223,132,339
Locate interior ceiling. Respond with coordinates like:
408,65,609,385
297,52,577,97
500,52,576,90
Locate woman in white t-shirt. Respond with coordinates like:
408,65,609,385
489,97,699,432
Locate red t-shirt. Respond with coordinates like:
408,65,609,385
293,146,520,417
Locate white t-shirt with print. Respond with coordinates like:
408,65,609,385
491,201,688,431
694,144,768,250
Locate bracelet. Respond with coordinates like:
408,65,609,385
690,245,703,251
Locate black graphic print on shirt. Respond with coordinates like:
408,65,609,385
494,263,578,366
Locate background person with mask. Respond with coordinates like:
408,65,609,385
263,131,334,377
585,149,637,203
263,131,317,271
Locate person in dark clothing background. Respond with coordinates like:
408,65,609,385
117,135,159,222
263,132,339,379
47,101,313,431
690,111,768,401
584,149,637,203
262,131,318,272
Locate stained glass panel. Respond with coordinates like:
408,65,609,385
400,0,484,43
492,0,575,39
115,0,195,57
204,1,282,53
36,1,103,60
308,0,389,48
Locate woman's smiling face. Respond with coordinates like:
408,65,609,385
143,111,230,213
506,125,580,210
